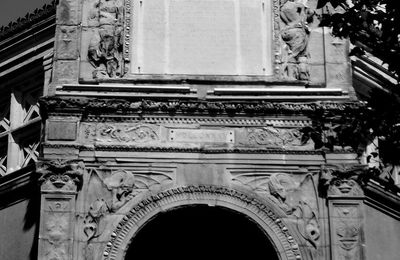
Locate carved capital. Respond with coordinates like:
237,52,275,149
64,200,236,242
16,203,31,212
37,159,84,192
320,165,366,197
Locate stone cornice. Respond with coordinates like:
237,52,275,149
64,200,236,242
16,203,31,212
0,1,56,42
42,142,348,155
40,97,365,117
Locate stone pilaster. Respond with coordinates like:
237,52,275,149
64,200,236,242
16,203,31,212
321,165,366,260
37,160,84,260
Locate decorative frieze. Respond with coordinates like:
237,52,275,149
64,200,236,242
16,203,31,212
82,123,159,144
41,97,365,116
245,127,313,149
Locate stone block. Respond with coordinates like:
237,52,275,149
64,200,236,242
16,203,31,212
324,33,350,64
308,28,325,64
54,60,79,83
57,0,80,25
47,121,77,141
326,62,352,88
82,0,101,27
309,64,326,85
56,25,79,60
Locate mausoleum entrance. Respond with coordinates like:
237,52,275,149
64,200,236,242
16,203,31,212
125,205,279,260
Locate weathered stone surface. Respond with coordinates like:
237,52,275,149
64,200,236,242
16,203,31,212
56,25,79,60
48,121,77,141
57,0,80,25
54,60,79,83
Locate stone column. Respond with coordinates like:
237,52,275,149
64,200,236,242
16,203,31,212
321,165,366,260
37,160,84,260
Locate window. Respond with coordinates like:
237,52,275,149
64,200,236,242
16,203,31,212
0,81,42,176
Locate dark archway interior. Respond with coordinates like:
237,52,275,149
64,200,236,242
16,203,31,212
126,205,279,260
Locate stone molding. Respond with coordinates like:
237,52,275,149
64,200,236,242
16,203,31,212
40,97,364,116
102,185,309,260
42,142,328,155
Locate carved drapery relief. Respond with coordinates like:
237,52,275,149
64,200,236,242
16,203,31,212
280,0,314,80
232,171,320,251
246,127,313,149
88,0,124,79
83,123,159,144
37,160,84,192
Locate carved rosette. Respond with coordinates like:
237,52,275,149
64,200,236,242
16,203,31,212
37,160,84,192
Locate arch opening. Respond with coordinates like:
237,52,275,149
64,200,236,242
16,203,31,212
125,205,279,260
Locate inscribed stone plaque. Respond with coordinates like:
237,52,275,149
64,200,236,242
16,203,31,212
169,129,234,143
131,0,272,75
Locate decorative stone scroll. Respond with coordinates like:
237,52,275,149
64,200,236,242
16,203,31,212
82,123,159,144
246,127,313,149
102,186,306,260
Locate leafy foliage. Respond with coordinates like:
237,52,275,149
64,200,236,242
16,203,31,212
317,0,400,77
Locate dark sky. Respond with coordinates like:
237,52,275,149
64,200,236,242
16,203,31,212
0,0,52,27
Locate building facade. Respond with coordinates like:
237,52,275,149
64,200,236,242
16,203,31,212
0,0,399,260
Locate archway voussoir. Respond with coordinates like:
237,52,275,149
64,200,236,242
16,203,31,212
102,186,308,260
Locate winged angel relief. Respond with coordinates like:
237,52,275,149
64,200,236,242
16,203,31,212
232,172,320,251
83,169,173,241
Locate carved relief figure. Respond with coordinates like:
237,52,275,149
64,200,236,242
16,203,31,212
280,0,314,80
88,0,124,79
103,170,140,212
268,173,320,249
